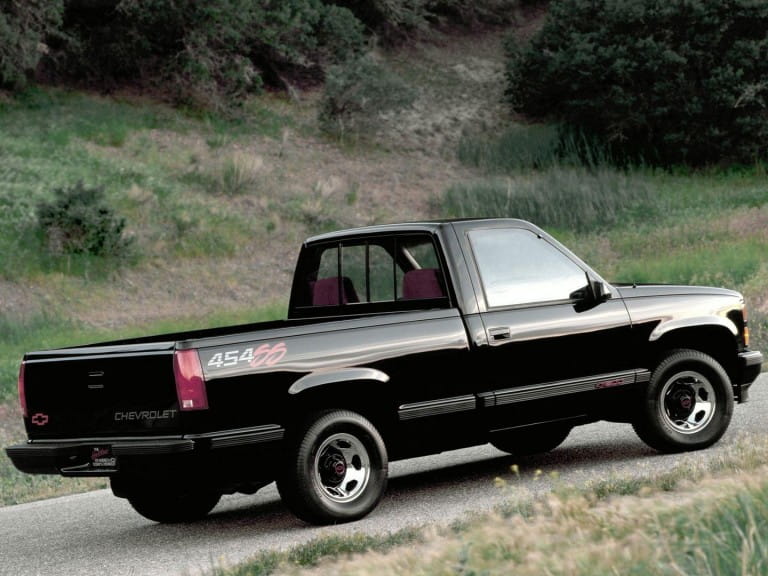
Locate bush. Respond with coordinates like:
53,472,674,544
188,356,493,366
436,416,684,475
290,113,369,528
36,182,132,257
334,0,521,40
319,54,415,137
0,1,63,90
506,0,768,165
54,0,366,108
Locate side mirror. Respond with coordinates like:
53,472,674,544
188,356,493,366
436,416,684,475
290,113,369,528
589,279,612,303
571,274,611,311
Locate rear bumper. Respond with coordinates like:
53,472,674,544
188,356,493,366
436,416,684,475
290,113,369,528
734,350,764,402
4,425,284,476
5,437,194,475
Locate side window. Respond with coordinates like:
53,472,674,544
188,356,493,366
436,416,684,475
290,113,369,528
469,228,586,308
300,234,448,311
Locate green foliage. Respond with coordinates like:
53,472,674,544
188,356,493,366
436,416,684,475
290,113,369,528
36,182,132,258
507,0,768,165
319,54,415,138
336,0,521,39
56,0,365,108
0,0,63,90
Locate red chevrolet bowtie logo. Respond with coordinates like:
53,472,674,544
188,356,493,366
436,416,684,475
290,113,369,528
31,413,49,426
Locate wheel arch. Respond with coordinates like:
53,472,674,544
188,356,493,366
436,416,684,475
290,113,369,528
285,369,395,441
650,324,739,382
288,367,390,395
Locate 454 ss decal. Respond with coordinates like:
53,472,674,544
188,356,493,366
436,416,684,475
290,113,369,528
206,342,287,371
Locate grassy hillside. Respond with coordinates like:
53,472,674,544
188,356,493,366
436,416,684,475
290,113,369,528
1,21,766,511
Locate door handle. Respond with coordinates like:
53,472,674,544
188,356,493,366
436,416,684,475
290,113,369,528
489,327,511,341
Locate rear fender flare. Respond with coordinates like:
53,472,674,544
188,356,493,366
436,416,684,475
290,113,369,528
288,367,390,395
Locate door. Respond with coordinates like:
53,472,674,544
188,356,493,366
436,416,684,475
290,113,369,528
462,224,638,431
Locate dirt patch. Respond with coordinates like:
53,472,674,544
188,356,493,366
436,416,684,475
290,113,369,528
0,280,47,320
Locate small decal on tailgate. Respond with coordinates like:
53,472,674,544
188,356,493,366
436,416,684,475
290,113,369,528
206,342,288,371
31,413,49,426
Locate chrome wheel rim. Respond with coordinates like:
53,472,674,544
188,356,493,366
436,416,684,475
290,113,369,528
660,370,716,434
313,433,371,503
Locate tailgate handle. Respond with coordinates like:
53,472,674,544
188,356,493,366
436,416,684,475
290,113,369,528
489,327,511,341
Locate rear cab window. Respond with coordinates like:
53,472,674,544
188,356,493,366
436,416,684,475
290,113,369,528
290,234,451,316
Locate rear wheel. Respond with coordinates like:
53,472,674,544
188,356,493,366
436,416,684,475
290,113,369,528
633,349,733,453
490,424,572,456
277,410,388,525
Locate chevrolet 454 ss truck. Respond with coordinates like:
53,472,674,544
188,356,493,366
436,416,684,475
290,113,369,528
6,219,763,525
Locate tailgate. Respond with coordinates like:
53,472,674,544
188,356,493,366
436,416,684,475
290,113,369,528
22,343,180,439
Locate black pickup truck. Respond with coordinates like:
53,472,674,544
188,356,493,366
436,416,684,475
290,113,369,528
6,218,763,524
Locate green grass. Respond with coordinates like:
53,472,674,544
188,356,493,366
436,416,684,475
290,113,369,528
669,484,768,575
613,239,766,286
440,166,655,232
210,529,425,576
0,88,297,280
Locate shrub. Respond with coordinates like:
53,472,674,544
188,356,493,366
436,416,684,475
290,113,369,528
54,0,366,108
36,182,131,257
334,0,521,39
319,54,415,138
506,0,768,165
0,1,63,90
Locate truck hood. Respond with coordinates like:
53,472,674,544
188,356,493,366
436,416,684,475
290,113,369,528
612,283,745,346
614,283,742,300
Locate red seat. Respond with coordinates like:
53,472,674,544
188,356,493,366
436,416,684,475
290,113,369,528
402,269,445,300
311,277,359,306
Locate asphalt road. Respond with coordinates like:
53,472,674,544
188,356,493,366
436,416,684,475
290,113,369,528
2,373,766,576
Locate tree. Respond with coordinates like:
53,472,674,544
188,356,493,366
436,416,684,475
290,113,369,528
0,0,63,90
506,0,768,165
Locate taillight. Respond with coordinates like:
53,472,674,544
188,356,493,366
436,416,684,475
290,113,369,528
18,361,27,418
743,306,751,348
173,349,209,411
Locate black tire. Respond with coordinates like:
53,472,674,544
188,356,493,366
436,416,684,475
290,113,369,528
632,349,733,453
490,424,572,456
277,410,388,525
123,486,221,523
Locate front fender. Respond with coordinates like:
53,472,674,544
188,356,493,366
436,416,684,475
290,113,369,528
648,315,737,342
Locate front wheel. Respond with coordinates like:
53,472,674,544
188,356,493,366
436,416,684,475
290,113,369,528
633,349,733,453
277,410,388,525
